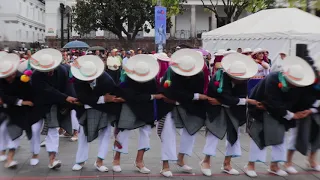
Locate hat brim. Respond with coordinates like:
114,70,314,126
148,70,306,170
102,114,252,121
282,56,315,87
0,54,20,78
18,60,28,73
125,54,159,82
71,55,105,81
154,53,171,62
222,53,258,80
0,51,8,59
171,49,204,77
252,49,266,55
31,48,62,72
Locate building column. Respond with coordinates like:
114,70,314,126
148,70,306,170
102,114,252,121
190,5,196,38
170,15,176,38
211,12,217,30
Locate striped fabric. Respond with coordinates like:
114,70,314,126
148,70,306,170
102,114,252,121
41,118,49,135
156,114,167,141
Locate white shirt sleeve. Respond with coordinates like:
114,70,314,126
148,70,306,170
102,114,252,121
237,98,247,105
97,96,105,104
193,93,200,100
310,108,318,114
16,99,23,106
84,104,92,109
312,100,320,108
150,95,154,100
284,110,294,120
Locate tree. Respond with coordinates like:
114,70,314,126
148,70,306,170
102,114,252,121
200,0,275,26
72,0,185,48
284,0,320,11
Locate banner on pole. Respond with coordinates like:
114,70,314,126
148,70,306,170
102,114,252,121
155,6,167,47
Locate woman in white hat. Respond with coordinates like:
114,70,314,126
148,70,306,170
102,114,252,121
106,49,122,84
157,49,208,177
200,53,258,176
242,48,253,56
154,52,171,86
248,48,270,96
244,56,316,177
270,52,287,72
0,53,43,168
212,49,225,75
31,48,78,169
70,55,122,172
112,54,163,173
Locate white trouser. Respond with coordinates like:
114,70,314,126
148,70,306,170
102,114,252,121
114,125,152,154
287,128,297,151
30,120,43,155
0,120,8,151
71,110,79,131
203,130,241,157
248,138,286,163
75,124,112,164
1,120,20,150
46,128,59,153
160,113,177,161
179,128,196,156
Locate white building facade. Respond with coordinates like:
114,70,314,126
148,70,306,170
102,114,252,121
0,0,45,48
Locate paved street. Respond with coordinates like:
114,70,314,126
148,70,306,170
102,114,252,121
0,128,319,180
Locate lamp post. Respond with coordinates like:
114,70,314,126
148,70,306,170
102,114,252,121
60,3,65,48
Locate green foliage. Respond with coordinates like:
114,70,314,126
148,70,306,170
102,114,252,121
245,0,276,13
72,0,185,47
285,0,319,10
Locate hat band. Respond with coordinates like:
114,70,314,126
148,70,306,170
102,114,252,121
0,64,14,75
31,57,55,69
170,62,195,72
227,69,245,76
283,71,302,81
123,66,150,77
72,60,97,77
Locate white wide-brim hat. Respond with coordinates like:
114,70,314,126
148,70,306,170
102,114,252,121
222,50,237,56
30,48,62,72
214,49,226,56
242,48,253,54
252,48,266,55
282,56,315,87
154,53,171,62
222,53,258,80
106,57,121,71
0,54,20,78
18,60,28,73
170,49,204,77
124,54,159,82
71,55,105,81
0,51,8,58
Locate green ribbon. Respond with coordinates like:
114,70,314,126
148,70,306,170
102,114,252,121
278,72,290,92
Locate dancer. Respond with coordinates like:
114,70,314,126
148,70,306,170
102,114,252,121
113,54,161,173
200,53,258,176
245,56,316,177
285,51,320,173
0,53,42,168
71,55,121,172
247,48,270,96
31,48,77,169
157,49,208,177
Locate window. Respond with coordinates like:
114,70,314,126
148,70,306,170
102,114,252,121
26,31,29,41
26,5,29,17
19,2,22,14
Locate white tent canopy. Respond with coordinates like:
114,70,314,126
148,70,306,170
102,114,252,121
202,8,320,61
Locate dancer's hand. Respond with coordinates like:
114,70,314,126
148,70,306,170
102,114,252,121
153,94,164,100
208,97,220,105
104,94,116,102
114,97,125,103
22,101,34,106
66,96,78,104
163,96,176,104
199,94,208,100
